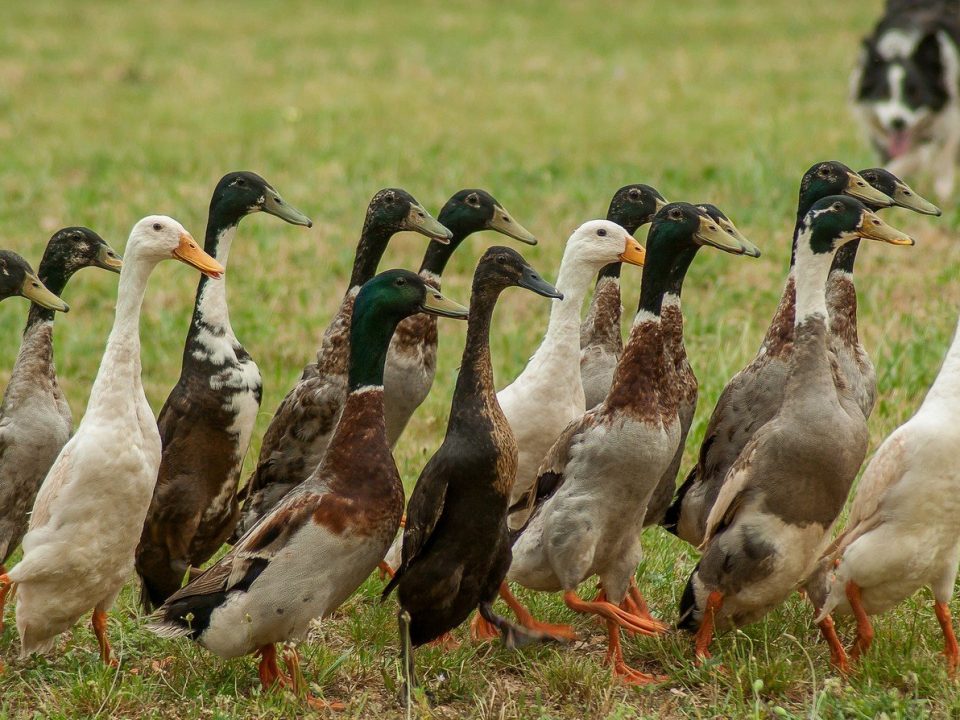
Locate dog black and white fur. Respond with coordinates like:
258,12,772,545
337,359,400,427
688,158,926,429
852,0,960,200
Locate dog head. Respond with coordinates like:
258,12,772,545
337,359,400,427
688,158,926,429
852,25,960,159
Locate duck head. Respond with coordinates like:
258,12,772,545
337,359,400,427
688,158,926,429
0,250,68,311
41,227,123,279
126,216,225,279
358,269,469,322
802,196,915,254
694,204,761,258
474,246,562,299
438,190,536,245
858,167,941,215
367,189,452,243
210,171,313,227
607,184,667,234
650,203,743,255
566,219,646,269
798,161,894,212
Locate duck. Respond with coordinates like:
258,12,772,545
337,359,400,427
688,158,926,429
0,228,123,576
135,172,312,611
676,196,913,662
0,251,68,310
809,303,960,674
381,247,562,692
502,204,747,683
499,220,647,529
826,168,940,419
664,162,894,546
580,184,666,411
149,269,467,708
232,190,452,539
0,216,222,663
384,189,536,448
642,205,759,529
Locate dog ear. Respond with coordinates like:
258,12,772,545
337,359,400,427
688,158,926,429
914,32,945,78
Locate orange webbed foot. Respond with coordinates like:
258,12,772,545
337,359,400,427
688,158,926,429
470,612,500,642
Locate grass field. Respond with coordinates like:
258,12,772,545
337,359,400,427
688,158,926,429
2,0,960,717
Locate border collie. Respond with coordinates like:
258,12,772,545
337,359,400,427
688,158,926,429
852,0,960,199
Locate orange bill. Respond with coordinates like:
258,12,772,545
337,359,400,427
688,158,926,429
619,234,646,266
173,232,225,279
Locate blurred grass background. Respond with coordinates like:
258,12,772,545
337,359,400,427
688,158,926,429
3,1,960,717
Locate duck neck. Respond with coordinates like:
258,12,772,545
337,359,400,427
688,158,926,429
87,254,154,406
583,263,623,346
793,240,834,327
541,251,595,349
25,251,74,329
419,214,471,283
923,313,960,408
349,220,393,290
667,244,698,300
191,222,238,335
789,192,821,268
449,285,501,423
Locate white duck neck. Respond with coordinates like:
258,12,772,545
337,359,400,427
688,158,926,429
87,252,155,406
792,231,835,326
193,224,236,334
923,314,960,407
541,250,595,348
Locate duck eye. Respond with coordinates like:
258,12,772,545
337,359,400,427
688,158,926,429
152,223,162,231
832,203,843,212
819,167,829,177
467,193,479,205
496,255,507,265
670,209,682,220
628,189,640,200
597,228,607,237
236,178,245,186
396,277,406,286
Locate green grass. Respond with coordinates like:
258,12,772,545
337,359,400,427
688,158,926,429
2,0,960,717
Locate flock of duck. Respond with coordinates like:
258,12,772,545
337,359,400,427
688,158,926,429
0,162,955,707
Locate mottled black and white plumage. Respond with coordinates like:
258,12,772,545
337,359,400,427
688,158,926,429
136,172,312,610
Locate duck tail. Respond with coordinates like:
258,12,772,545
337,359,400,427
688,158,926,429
146,614,194,640
662,466,697,536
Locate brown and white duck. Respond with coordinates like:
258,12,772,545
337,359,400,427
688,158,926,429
149,270,467,709
677,196,913,662
135,172,312,610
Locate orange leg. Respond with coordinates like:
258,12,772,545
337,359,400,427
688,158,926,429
399,514,406,529
282,645,345,711
845,582,874,662
0,572,14,633
603,619,665,685
562,590,661,637
428,632,460,651
255,644,288,689
501,583,577,641
817,613,850,674
596,580,668,636
935,601,959,676
91,608,118,667
469,611,499,641
694,591,723,663
377,561,395,580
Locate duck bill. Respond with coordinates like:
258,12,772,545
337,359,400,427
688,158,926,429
173,232,226,279
420,288,468,319
719,217,761,258
654,196,669,213
403,203,453,244
262,193,313,227
856,210,915,245
518,265,562,299
892,181,942,216
95,244,123,273
845,171,894,208
488,205,537,245
694,215,743,254
21,272,69,312
618,234,646,266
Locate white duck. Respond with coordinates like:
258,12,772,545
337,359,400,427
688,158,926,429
0,216,223,663
499,220,645,527
811,309,960,674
